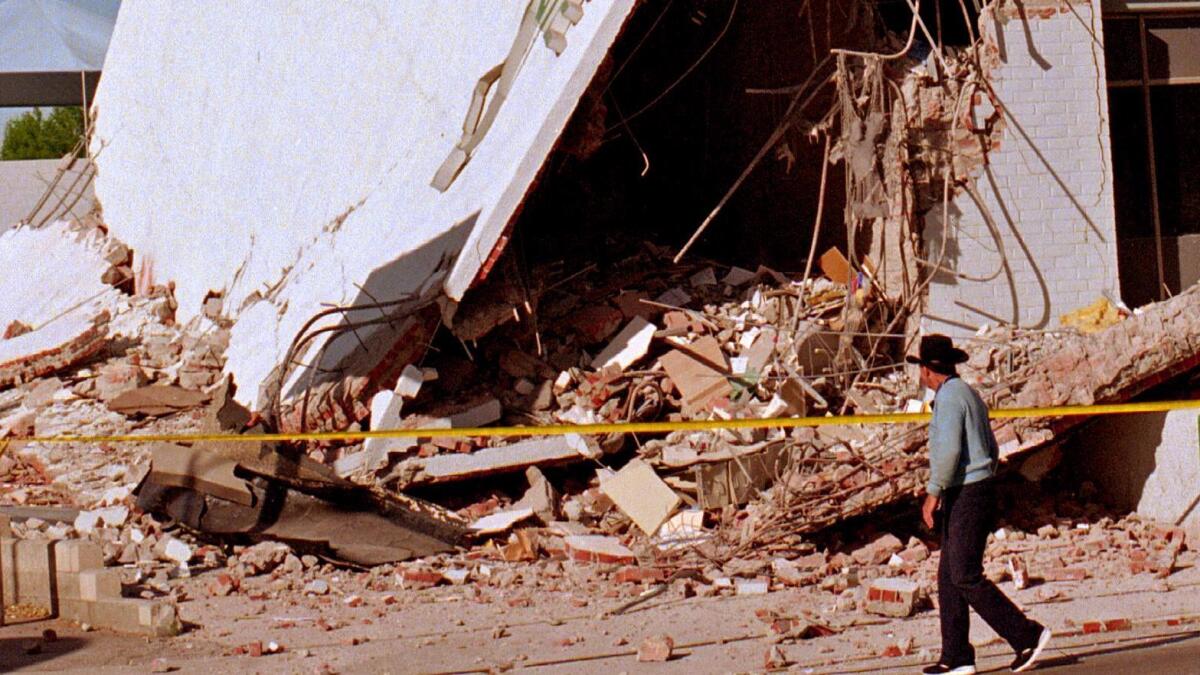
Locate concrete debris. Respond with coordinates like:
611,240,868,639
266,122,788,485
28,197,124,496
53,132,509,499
0,310,111,389
563,535,636,565
659,336,732,415
156,536,193,564
95,362,150,403
590,317,656,372
470,508,535,535
134,441,468,566
512,466,560,524
636,634,674,662
303,579,330,596
735,578,769,595
390,434,600,488
236,542,293,576
106,385,209,417
599,459,680,535
864,578,920,618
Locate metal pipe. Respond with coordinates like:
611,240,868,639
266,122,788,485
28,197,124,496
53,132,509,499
1139,16,1169,300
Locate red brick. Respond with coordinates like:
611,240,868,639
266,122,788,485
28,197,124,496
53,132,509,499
613,567,668,584
1082,621,1103,634
399,569,443,589
1105,618,1132,632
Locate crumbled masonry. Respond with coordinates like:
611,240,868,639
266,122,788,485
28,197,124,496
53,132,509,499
2,1,1199,657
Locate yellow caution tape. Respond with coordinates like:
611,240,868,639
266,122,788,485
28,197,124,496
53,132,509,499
8,398,1200,446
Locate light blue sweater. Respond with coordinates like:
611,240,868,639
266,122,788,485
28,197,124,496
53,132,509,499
927,377,998,497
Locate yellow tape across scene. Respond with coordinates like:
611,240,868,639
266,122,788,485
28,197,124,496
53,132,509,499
8,398,1200,446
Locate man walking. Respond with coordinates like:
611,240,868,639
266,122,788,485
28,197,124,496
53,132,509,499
908,335,1051,674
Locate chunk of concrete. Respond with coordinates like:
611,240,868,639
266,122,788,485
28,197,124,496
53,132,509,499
156,536,193,564
395,364,424,399
659,336,732,415
447,397,502,428
59,596,181,636
7,539,53,608
590,317,655,372
865,577,921,618
600,459,680,535
512,465,560,524
95,362,150,403
469,508,535,535
396,433,598,486
563,535,636,564
637,634,675,662
147,443,254,506
370,390,401,430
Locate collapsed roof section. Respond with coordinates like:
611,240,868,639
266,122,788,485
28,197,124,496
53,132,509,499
90,1,637,413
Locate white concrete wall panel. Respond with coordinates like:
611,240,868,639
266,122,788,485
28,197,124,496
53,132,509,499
1076,410,1200,530
924,2,1120,334
91,1,636,405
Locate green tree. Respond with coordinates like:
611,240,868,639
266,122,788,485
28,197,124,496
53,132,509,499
1,107,85,161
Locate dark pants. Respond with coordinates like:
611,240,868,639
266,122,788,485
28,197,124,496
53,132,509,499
938,479,1042,666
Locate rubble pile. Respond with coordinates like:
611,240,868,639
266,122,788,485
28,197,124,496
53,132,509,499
332,242,913,496
2,219,1200,640
6,477,1191,634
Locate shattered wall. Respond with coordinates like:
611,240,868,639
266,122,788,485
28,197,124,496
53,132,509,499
90,1,636,412
922,0,1120,333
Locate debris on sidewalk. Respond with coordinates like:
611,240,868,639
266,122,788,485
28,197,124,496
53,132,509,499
599,459,680,535
637,634,675,662
134,441,468,565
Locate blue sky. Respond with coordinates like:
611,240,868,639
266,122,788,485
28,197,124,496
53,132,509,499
0,0,120,130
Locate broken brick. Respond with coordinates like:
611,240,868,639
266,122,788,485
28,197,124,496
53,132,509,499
637,634,674,662
865,577,921,618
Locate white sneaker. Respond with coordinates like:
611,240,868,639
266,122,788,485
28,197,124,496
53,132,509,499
920,664,977,674
1011,626,1052,672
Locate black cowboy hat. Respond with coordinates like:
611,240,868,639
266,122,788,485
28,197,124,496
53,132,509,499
905,334,969,370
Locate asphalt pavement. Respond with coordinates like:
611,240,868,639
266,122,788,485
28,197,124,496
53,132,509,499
1016,630,1200,674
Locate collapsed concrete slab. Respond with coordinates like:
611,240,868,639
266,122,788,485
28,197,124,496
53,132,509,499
731,283,1200,552
91,1,638,420
0,221,119,387
134,441,469,566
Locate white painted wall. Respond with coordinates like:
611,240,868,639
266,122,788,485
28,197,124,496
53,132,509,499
91,1,636,405
923,1,1120,334
1075,410,1200,530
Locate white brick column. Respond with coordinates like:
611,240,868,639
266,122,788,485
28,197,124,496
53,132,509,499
923,0,1119,334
